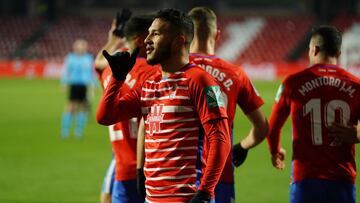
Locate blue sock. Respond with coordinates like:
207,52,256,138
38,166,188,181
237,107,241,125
75,111,88,138
61,112,72,138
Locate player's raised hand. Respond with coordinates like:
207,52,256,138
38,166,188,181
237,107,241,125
188,190,211,203
102,47,140,81
113,8,132,37
271,148,286,170
232,142,248,167
328,122,359,144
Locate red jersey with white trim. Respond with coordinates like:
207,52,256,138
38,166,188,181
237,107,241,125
96,58,160,181
267,64,360,183
190,53,264,183
97,63,229,202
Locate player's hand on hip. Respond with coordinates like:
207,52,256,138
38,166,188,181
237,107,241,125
232,142,248,167
188,190,211,203
271,148,286,170
102,47,139,81
328,122,359,144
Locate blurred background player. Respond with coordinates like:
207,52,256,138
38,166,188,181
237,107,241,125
94,9,131,203
94,11,160,203
97,8,231,203
267,25,360,203
188,7,269,203
60,38,95,139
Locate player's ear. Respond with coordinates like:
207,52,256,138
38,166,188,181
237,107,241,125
134,34,147,47
314,45,321,56
215,29,221,41
336,51,341,58
177,35,186,46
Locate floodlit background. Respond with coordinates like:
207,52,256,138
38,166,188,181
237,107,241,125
0,0,359,202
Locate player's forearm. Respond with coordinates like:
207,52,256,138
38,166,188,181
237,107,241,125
199,118,231,196
240,125,268,149
241,110,268,149
136,118,146,169
96,76,125,125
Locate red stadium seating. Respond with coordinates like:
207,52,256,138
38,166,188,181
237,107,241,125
28,17,111,62
216,15,315,64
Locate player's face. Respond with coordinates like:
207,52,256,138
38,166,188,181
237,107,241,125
145,18,175,65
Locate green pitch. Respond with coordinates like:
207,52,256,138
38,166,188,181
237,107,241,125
0,78,358,203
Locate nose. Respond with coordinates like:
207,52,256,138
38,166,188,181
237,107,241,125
144,34,151,44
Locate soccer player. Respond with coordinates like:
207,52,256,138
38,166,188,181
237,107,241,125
61,38,95,139
267,25,360,203
97,8,231,203
94,13,160,203
188,7,269,203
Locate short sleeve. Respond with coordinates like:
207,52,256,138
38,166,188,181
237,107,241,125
187,67,228,124
236,69,264,114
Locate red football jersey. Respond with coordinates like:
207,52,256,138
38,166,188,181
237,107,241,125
97,63,229,202
267,64,360,183
190,53,264,183
96,57,160,181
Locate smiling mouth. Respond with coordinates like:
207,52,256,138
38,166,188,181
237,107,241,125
146,46,154,54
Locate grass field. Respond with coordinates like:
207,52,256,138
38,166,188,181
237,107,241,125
0,78,359,203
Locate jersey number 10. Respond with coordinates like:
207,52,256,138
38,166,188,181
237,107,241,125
303,98,351,145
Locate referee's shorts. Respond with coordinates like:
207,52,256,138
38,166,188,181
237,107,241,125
69,84,87,102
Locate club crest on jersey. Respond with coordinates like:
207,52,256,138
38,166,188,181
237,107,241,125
204,86,224,108
146,104,164,135
275,84,284,102
169,84,177,100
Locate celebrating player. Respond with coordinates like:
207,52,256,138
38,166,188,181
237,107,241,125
267,25,360,203
97,8,231,203
94,13,160,203
188,7,269,203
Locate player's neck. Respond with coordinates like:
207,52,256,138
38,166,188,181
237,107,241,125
312,56,338,66
160,52,189,74
190,39,215,55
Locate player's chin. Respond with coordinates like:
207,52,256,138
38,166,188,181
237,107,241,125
146,55,158,65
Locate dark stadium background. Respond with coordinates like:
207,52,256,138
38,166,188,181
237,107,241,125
0,0,359,202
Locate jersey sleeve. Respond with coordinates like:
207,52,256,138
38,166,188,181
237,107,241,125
236,68,264,114
267,80,291,155
96,76,142,125
187,68,230,196
187,68,228,124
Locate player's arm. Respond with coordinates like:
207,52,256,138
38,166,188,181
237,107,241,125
94,19,126,71
188,71,231,201
198,118,231,196
267,83,291,170
61,56,71,86
96,48,141,125
232,69,268,167
233,108,268,167
328,121,360,144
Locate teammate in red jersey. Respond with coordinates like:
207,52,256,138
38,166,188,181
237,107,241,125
94,13,160,203
267,25,360,203
97,8,231,203
188,7,268,203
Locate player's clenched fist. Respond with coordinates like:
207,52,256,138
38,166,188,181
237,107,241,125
102,47,139,81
